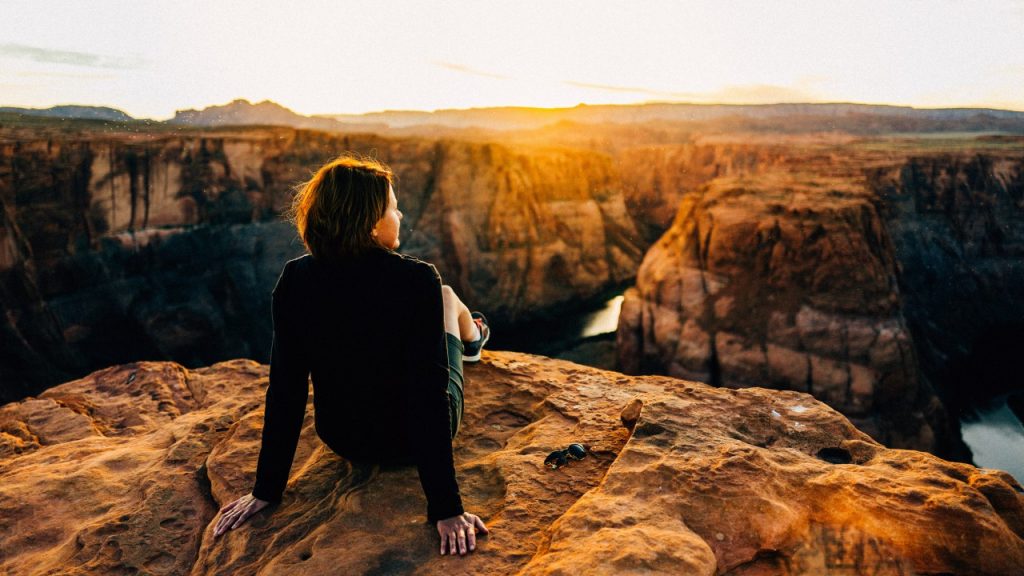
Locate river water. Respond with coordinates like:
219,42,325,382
961,393,1024,484
578,295,624,338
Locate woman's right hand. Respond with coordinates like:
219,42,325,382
213,493,270,537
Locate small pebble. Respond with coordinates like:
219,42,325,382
715,532,725,541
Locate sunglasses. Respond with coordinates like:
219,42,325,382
544,443,587,469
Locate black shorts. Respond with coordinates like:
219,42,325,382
446,333,464,438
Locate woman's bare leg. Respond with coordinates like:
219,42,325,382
442,285,479,341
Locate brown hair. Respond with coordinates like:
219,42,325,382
286,155,393,262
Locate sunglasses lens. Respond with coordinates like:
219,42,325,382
544,450,568,469
567,443,587,460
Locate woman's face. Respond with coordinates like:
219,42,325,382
372,184,402,250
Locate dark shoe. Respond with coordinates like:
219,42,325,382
463,312,490,362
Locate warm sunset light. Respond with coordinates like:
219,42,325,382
2,0,1022,118
5,1,1024,573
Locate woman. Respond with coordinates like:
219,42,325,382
213,155,490,557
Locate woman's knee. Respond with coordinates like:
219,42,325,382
441,284,458,307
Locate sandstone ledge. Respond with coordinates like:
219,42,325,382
1,353,1022,575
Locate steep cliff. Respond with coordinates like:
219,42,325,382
615,174,952,455
617,143,1024,458
0,126,644,402
1,354,1021,575
404,140,642,317
868,152,1024,404
616,142,792,242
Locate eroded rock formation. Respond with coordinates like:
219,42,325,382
616,174,949,453
616,142,792,242
0,127,644,401
1,354,1022,574
618,145,1024,457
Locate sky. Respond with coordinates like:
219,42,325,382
1,0,1023,120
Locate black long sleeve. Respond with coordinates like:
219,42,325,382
252,260,310,502
404,264,464,523
250,251,464,523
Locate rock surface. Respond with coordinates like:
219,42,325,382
2,352,1022,575
868,153,1024,404
0,126,644,401
616,173,951,453
618,145,1024,457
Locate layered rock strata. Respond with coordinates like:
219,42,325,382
618,146,1024,457
0,127,644,401
0,126,872,406
5,121,1023,478
616,142,792,242
617,174,952,454
1,353,1023,574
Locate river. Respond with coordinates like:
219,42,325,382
961,393,1024,484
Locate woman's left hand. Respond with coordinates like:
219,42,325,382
213,493,270,537
436,512,489,555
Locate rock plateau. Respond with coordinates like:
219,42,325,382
1,352,1022,575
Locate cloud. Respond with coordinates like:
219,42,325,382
0,43,145,69
16,70,117,80
432,61,510,80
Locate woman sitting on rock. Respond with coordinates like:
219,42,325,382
212,155,490,556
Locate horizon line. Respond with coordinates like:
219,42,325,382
4,98,1024,121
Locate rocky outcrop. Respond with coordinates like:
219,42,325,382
1,353,1022,574
616,142,792,242
0,126,644,402
618,144,1024,457
868,153,1024,404
404,140,642,318
615,174,956,456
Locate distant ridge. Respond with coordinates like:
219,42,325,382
169,98,385,132
0,105,134,122
3,99,1023,135
323,102,1024,132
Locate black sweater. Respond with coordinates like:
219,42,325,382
251,249,464,522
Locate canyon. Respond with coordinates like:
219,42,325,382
2,108,1023,573
0,125,645,402
2,113,1023,465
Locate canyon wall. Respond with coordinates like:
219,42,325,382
616,174,947,453
615,142,791,242
5,121,1022,465
868,153,1024,403
618,145,1024,457
0,127,645,402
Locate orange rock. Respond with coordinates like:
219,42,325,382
1,354,1021,574
0,128,646,402
616,174,955,455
